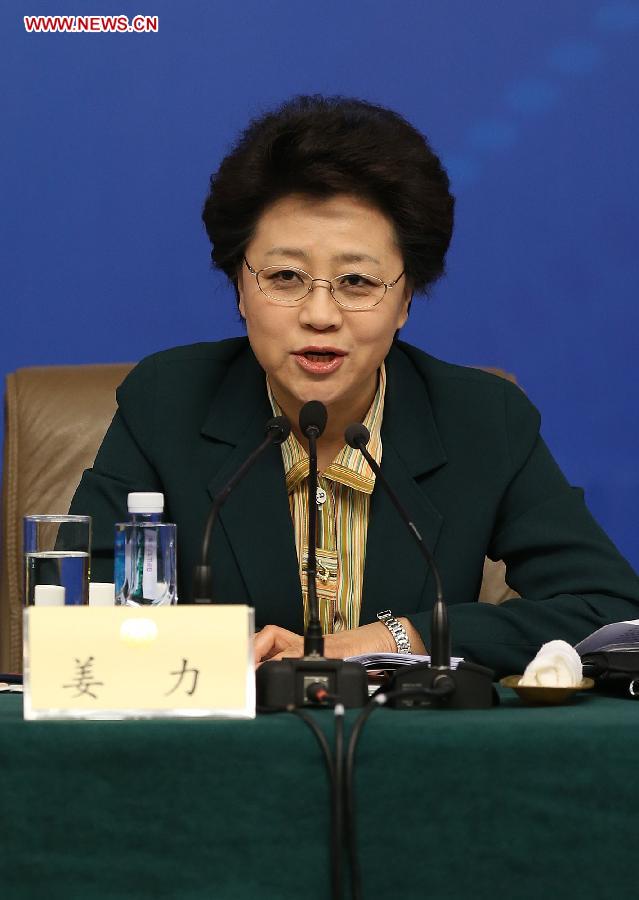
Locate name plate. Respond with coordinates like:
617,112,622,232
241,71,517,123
23,605,255,720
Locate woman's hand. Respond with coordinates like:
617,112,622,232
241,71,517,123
254,625,304,666
254,618,425,666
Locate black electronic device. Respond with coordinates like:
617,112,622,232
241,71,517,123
191,415,291,603
256,401,368,709
256,656,369,709
344,422,496,710
581,649,639,697
382,660,497,709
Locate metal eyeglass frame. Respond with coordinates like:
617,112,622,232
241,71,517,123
243,256,405,311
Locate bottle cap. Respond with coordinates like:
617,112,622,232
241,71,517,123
89,582,116,607
127,492,164,514
34,584,66,606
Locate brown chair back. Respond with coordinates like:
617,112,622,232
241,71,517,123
473,368,521,607
0,361,518,672
1,363,133,671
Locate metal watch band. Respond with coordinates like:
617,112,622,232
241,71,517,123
376,609,411,654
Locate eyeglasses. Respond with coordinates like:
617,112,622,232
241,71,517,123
244,257,404,311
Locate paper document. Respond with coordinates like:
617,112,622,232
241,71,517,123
574,619,639,656
346,652,464,670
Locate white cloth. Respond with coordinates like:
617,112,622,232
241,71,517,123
519,640,583,687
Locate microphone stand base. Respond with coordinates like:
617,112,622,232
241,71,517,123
257,657,369,709
385,660,497,709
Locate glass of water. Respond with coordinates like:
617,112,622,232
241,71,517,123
24,515,91,606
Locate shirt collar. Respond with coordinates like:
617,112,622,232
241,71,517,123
267,363,386,495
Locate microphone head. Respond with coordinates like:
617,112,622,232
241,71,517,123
265,415,291,444
345,422,370,449
299,401,327,438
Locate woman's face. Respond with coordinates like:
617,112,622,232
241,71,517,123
237,193,411,426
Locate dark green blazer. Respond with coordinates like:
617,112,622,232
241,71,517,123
70,337,639,677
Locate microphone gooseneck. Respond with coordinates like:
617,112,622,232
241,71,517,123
256,406,370,710
300,400,327,657
192,415,291,603
344,422,450,668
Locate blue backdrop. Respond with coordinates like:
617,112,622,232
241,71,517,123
2,1,638,569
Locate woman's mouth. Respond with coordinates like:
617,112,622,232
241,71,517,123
292,348,347,374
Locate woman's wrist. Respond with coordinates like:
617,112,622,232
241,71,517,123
371,620,398,653
398,617,427,655
321,619,427,659
374,613,428,655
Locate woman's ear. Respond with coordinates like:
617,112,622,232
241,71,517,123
397,290,413,329
236,273,246,319
233,283,246,322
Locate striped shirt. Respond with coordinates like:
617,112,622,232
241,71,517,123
267,365,386,633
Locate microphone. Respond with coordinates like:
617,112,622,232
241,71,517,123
345,422,495,709
191,416,291,603
299,399,327,439
256,401,368,709
345,423,450,666
299,401,327,657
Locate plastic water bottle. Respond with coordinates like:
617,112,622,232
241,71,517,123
114,492,177,606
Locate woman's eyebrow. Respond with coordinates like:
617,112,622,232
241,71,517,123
333,252,380,266
264,247,380,266
265,246,308,260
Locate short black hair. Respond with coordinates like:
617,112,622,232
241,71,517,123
201,95,455,303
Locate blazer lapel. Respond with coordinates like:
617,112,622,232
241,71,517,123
200,346,303,632
198,341,448,632
360,345,447,624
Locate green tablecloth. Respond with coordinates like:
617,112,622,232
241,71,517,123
0,689,638,900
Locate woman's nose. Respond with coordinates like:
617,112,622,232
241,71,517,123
298,282,343,329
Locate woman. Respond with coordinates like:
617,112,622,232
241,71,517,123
70,95,639,677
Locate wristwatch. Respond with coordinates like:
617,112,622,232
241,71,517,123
376,609,411,654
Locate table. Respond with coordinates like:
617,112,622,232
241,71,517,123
1,688,638,900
